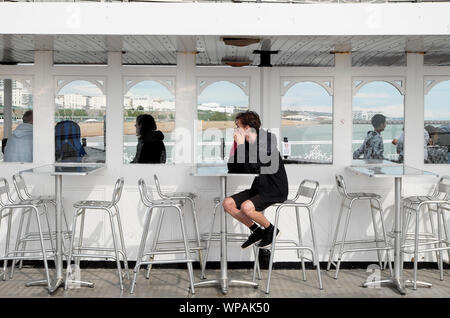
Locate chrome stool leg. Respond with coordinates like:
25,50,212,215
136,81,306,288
65,208,80,290
265,206,281,294
295,207,306,281
202,200,220,279
107,208,124,291
440,208,450,264
64,208,95,290
146,207,165,279
18,210,33,270
427,205,441,268
175,205,195,295
413,204,421,290
187,197,205,279
114,204,130,280
252,247,259,283
10,208,27,279
327,199,345,271
43,204,56,257
32,206,52,292
437,206,444,281
370,199,384,271
130,207,152,294
374,198,393,277
307,206,323,290
2,209,12,280
335,202,352,279
252,245,262,281
75,209,85,269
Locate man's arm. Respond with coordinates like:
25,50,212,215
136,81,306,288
353,143,365,159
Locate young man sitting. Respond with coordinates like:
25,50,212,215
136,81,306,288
223,111,289,249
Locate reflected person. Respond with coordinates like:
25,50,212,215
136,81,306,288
353,114,386,160
425,125,449,163
4,110,33,162
131,114,166,164
391,129,428,163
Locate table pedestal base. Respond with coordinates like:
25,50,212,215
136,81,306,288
194,278,258,294
26,277,94,293
363,278,406,295
362,278,432,294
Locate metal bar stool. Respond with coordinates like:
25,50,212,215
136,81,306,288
130,178,195,294
65,177,129,291
145,174,205,279
400,176,450,290
383,177,449,270
201,196,262,280
0,178,54,292
10,174,71,276
327,175,393,279
253,179,323,294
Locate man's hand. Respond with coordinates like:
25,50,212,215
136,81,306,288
234,128,246,145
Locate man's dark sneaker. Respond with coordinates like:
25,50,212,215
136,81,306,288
257,226,280,249
241,228,263,249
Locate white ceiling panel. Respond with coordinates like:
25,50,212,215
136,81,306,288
0,34,450,66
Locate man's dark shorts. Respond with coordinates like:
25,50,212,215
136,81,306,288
230,189,278,212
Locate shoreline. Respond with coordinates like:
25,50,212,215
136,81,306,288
0,120,325,139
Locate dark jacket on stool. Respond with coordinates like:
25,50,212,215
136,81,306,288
227,129,288,203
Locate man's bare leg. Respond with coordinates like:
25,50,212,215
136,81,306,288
240,200,270,228
222,197,255,227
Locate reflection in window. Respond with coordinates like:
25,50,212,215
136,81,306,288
424,80,450,164
0,79,33,162
197,81,249,162
281,81,333,164
55,80,106,163
123,80,174,164
352,81,404,163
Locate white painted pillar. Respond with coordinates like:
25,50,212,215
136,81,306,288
175,51,197,165
404,53,424,168
259,67,281,140
106,51,123,170
3,79,12,139
259,67,271,129
333,53,352,168
33,51,54,165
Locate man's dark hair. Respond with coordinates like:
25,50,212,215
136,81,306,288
371,114,386,129
136,114,157,135
425,125,439,137
22,110,33,124
235,111,261,130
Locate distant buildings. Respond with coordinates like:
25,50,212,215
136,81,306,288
55,94,106,110
0,80,32,107
352,110,385,121
198,103,247,114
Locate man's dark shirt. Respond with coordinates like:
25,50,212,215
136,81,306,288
227,129,288,203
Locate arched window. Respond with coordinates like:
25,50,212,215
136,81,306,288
123,80,175,164
197,80,249,162
281,80,333,164
352,80,404,163
55,79,106,163
424,80,450,164
0,78,33,162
